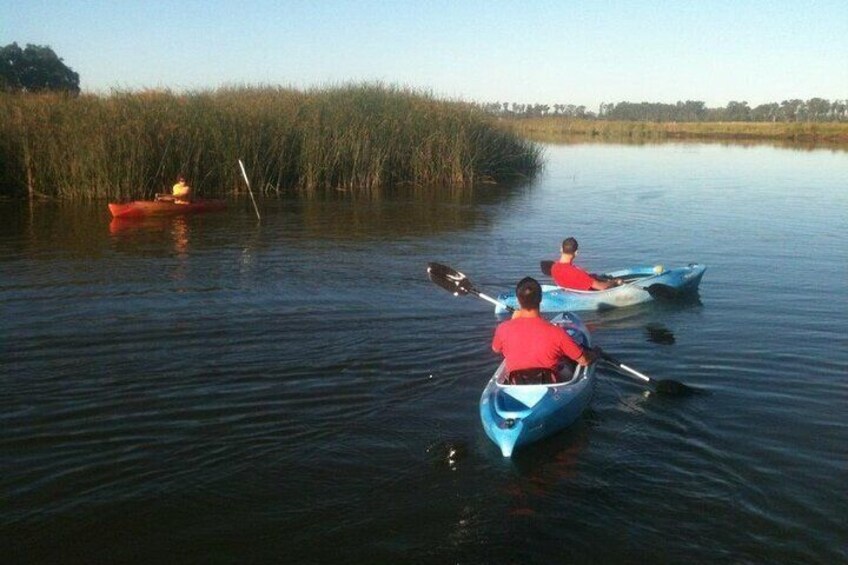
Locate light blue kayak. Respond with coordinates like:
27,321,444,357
479,312,597,457
494,263,706,315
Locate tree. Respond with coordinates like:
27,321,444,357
806,97,831,122
779,99,803,122
751,103,779,122
0,42,80,94
724,101,751,121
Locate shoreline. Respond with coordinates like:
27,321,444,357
500,117,848,145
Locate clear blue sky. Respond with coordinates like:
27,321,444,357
3,0,846,110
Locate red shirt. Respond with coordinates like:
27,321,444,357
492,316,585,373
551,262,594,291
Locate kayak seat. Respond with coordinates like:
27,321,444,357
506,361,578,386
556,359,578,380
507,368,556,385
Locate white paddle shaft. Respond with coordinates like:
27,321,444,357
238,159,261,221
617,362,652,382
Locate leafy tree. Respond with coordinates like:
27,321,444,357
751,103,780,122
0,42,80,94
779,99,804,122
806,97,831,121
832,100,848,122
724,101,751,121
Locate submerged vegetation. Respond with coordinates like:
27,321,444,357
0,84,543,200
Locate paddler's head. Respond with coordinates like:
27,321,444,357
561,237,578,256
516,277,542,310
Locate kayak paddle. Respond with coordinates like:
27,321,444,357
540,260,680,299
427,262,697,396
427,262,514,312
598,349,697,396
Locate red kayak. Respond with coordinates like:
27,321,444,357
108,199,227,218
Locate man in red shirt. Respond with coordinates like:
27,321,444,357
551,237,623,291
493,277,596,384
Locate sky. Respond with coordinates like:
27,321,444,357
3,0,846,111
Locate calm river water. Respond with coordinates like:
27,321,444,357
2,142,846,563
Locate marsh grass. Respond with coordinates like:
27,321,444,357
0,84,542,200
503,117,848,144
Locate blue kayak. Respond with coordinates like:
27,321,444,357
494,263,706,315
479,312,597,457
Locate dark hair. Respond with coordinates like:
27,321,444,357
561,237,579,254
516,276,542,309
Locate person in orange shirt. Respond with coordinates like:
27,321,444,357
551,237,623,291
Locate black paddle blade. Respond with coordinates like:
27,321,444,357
427,263,474,296
540,260,554,276
655,379,698,396
646,283,682,300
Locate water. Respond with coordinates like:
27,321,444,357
2,142,846,563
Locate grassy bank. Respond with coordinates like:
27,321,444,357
503,117,848,144
0,84,543,200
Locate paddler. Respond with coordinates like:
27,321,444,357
551,237,623,290
171,175,192,204
492,277,597,385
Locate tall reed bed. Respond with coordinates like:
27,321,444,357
0,84,543,200
503,117,848,144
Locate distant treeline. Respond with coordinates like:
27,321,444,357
505,118,848,145
478,98,848,122
0,84,542,200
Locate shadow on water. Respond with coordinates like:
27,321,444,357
581,294,702,332
503,420,594,514
644,323,676,345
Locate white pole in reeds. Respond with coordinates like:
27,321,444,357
238,159,261,221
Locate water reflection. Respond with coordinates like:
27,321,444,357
2,180,534,259
506,424,591,515
289,182,529,239
426,440,468,472
109,215,192,255
108,216,172,236
170,217,189,257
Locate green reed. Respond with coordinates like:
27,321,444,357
0,84,543,200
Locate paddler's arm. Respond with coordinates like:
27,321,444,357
492,325,503,353
575,347,600,366
589,277,624,290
